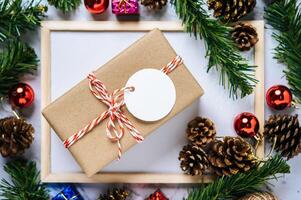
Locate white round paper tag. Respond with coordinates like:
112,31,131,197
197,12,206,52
124,68,176,122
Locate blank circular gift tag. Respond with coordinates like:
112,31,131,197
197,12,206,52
124,68,176,122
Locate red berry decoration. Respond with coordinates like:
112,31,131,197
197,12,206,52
8,83,35,109
234,112,259,138
147,189,168,200
84,0,109,14
266,85,292,110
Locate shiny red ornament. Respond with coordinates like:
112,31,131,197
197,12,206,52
266,85,292,110
234,112,259,138
147,189,168,200
8,83,35,109
84,0,109,14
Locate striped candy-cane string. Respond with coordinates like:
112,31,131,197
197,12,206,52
63,56,183,159
161,55,183,74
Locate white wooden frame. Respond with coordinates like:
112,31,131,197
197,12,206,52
41,20,265,183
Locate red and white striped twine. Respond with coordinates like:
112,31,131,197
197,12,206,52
161,55,183,74
63,55,183,159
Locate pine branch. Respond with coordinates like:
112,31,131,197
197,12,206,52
0,159,50,200
0,0,47,42
186,155,290,200
265,0,301,103
171,0,258,99
48,0,81,13
0,40,38,97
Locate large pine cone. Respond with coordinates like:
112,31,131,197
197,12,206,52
239,192,278,200
98,188,129,200
187,117,216,147
0,117,34,157
141,0,167,10
264,114,301,160
208,137,257,176
179,144,209,176
208,0,256,22
231,23,259,51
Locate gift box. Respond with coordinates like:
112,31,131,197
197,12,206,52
52,185,84,200
112,0,139,15
42,29,203,176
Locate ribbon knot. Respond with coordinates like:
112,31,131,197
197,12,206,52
64,73,143,159
63,56,183,159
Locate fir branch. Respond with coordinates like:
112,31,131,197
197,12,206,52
186,155,290,200
171,0,258,99
48,0,81,13
265,0,301,103
0,40,38,97
0,159,50,200
0,0,47,42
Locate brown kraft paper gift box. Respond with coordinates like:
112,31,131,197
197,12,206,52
42,28,204,177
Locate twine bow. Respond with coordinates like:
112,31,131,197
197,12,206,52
118,0,133,13
63,56,183,159
60,193,78,200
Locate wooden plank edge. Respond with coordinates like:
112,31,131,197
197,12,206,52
41,21,184,31
253,20,265,159
41,24,52,182
42,173,215,184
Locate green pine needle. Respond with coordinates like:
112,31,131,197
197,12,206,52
171,0,258,99
48,0,81,13
0,159,50,200
186,155,290,200
0,40,38,97
0,0,47,42
265,0,301,103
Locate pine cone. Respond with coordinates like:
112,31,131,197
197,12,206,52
208,137,257,176
264,114,301,160
239,192,278,200
208,0,256,22
141,0,167,10
187,117,216,147
231,23,259,51
0,117,34,157
179,144,209,176
98,188,129,200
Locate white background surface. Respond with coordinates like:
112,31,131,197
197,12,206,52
0,0,301,199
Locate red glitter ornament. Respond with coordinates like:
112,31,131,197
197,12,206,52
266,85,292,110
8,83,35,109
147,189,168,200
234,112,259,138
84,0,109,14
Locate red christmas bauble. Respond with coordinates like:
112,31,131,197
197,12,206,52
147,189,168,200
84,0,109,14
8,83,35,109
234,112,259,138
266,85,292,110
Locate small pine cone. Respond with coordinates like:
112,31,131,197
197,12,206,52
239,192,278,200
141,0,167,10
98,188,129,200
208,137,257,176
0,117,34,157
208,0,256,22
231,23,259,51
179,144,209,176
264,114,301,160
186,117,216,147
